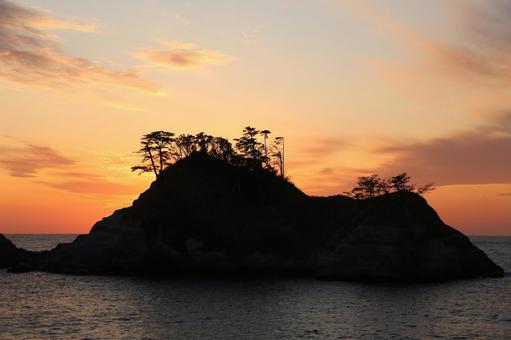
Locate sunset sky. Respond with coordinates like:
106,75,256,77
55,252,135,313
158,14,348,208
1,0,510,235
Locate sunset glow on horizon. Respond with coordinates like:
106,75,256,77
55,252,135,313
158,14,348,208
1,0,510,235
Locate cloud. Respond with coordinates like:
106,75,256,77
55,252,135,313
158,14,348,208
284,136,349,173
375,113,511,186
498,192,511,197
430,0,511,84
40,179,135,195
463,0,511,52
315,1,511,194
339,0,511,85
0,0,161,94
0,0,95,32
295,112,511,193
0,143,74,177
46,170,104,179
136,41,235,70
0,136,137,196
285,136,358,195
302,136,348,158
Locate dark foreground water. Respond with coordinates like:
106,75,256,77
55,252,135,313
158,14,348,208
1,236,510,339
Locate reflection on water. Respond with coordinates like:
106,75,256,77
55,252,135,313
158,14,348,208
1,236,510,339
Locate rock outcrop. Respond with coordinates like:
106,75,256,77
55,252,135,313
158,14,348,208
0,234,30,268
314,192,503,281
2,153,504,281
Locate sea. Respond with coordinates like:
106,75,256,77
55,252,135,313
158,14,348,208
1,235,510,339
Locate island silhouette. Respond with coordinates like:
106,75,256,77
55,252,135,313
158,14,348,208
0,128,504,282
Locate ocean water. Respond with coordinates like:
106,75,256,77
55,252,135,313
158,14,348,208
1,236,510,339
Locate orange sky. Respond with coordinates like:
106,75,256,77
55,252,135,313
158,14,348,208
0,0,510,235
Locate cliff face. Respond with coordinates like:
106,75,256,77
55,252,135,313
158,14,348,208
3,153,504,281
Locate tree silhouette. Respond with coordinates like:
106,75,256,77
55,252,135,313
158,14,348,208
173,134,196,160
260,129,271,159
377,177,390,195
417,182,436,195
132,131,174,178
194,132,214,153
347,172,435,199
234,126,265,167
271,136,285,177
350,174,382,199
132,127,288,179
389,173,414,192
210,137,236,162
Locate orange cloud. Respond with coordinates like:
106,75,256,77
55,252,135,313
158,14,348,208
288,112,511,195
32,17,95,33
0,142,74,177
0,0,95,32
294,165,372,196
338,0,511,85
302,136,348,159
288,135,348,167
136,41,235,70
39,179,136,195
463,0,511,52
375,113,511,186
0,136,138,196
46,171,104,179
0,0,161,94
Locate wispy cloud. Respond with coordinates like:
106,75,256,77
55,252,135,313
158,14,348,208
328,0,511,189
0,142,74,177
0,136,137,195
0,0,95,32
297,165,373,196
375,113,511,186
463,0,511,52
46,170,103,179
0,0,161,94
39,179,135,195
136,41,236,70
291,112,511,193
302,136,348,159
285,136,356,195
338,0,511,85
454,0,511,83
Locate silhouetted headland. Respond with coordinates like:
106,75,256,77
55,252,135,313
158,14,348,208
1,153,504,282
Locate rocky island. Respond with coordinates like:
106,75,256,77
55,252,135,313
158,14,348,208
0,152,504,282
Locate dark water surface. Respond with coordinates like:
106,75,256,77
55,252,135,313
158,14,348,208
1,235,510,339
